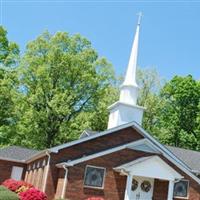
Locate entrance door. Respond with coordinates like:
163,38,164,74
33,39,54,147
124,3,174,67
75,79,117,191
130,176,154,200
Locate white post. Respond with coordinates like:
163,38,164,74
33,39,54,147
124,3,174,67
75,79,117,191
167,180,174,200
124,173,133,200
61,166,68,199
43,151,51,192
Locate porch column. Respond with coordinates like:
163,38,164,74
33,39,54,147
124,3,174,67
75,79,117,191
124,173,133,200
167,180,174,200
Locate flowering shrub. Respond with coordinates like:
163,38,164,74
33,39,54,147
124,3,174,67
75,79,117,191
1,179,47,200
17,181,33,189
86,197,105,200
2,179,33,193
16,186,30,194
2,179,20,192
19,188,47,200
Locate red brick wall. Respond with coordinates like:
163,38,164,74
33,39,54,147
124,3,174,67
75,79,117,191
59,150,200,200
64,149,153,200
153,179,169,200
21,126,200,200
52,127,143,163
46,127,143,200
0,159,26,183
160,156,200,200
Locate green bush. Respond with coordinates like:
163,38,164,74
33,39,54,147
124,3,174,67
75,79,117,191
0,186,19,200
0,186,7,191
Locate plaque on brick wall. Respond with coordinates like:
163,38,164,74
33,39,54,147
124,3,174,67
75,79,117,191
84,165,106,188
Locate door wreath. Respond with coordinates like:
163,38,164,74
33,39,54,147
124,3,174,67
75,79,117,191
131,179,138,191
141,181,151,192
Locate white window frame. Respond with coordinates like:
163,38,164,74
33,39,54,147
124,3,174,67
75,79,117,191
11,166,23,180
83,165,106,189
173,179,189,199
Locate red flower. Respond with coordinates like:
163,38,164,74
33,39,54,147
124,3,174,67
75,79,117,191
19,188,47,200
2,179,33,192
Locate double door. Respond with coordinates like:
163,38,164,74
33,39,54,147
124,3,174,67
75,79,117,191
130,176,154,200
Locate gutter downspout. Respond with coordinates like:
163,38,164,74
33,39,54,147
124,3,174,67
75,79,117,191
43,151,51,192
61,165,68,199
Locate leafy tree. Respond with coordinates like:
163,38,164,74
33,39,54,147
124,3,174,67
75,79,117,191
0,26,19,67
136,68,164,134
0,26,19,146
156,75,200,149
15,31,116,149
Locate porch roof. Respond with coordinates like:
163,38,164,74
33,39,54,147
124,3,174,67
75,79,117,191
114,155,183,181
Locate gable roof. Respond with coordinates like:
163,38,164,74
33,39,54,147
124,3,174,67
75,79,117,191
16,120,200,184
50,121,140,153
114,155,183,181
0,146,40,163
166,146,200,173
53,121,200,184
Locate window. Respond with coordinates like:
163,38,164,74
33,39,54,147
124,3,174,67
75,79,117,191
11,166,23,180
84,165,106,189
174,180,189,198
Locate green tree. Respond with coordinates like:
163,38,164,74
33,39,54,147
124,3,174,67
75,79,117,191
15,31,116,149
157,75,200,149
0,26,19,67
136,68,164,134
0,26,19,146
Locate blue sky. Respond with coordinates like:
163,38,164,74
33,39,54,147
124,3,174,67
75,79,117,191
1,1,200,80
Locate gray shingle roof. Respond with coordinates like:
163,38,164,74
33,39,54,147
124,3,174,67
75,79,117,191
166,145,200,173
1,143,200,174
0,146,41,162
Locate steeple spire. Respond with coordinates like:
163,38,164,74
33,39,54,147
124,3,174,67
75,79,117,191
107,13,145,129
123,12,142,87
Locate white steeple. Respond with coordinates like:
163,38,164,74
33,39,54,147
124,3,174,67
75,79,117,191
107,13,145,129
123,13,141,87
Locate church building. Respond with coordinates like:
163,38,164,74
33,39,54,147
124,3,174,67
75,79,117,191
1,15,200,200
